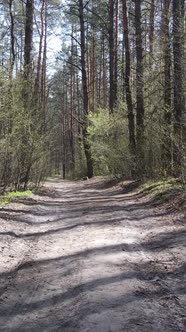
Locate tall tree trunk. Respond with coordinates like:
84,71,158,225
22,0,34,189
70,27,75,175
79,0,93,178
163,0,171,116
149,0,155,62
35,0,45,98
102,34,107,108
135,0,145,175
162,0,172,173
41,0,47,132
24,0,34,78
173,0,185,176
122,0,136,154
113,0,118,106
109,0,115,112
92,33,96,113
9,0,15,74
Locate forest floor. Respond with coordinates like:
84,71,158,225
0,177,185,332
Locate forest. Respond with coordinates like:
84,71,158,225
0,0,185,187
0,1,186,331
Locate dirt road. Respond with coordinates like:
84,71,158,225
0,178,185,332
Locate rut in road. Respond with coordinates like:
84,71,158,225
0,178,185,332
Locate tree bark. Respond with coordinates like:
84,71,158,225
109,0,115,112
162,0,172,173
22,0,34,189
113,0,118,107
79,0,93,178
122,0,136,154
149,0,155,60
173,0,185,176
9,0,15,73
35,0,45,98
24,0,34,78
135,0,145,175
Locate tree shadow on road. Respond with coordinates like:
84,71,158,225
0,248,185,331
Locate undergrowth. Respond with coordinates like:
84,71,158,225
140,178,185,202
0,190,32,206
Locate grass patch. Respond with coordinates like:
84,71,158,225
140,178,185,202
0,190,32,206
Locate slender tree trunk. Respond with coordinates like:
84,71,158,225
98,42,102,106
135,0,145,175
109,0,115,112
149,0,155,62
162,0,172,173
40,0,47,132
35,0,45,98
122,0,136,154
89,32,96,113
24,0,34,78
19,1,25,71
102,34,107,108
79,0,93,178
22,0,34,189
173,0,185,176
113,0,118,106
163,0,171,117
92,33,96,113
9,0,15,74
70,27,75,175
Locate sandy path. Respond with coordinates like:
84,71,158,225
0,178,185,332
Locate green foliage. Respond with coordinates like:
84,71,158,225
87,103,186,180
0,70,50,190
73,143,87,179
140,178,183,192
144,104,186,179
0,190,32,206
140,178,184,202
88,106,133,177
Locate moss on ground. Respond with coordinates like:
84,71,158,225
0,190,32,206
140,178,185,202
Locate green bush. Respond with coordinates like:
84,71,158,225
88,106,133,178
0,71,49,191
0,190,32,206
